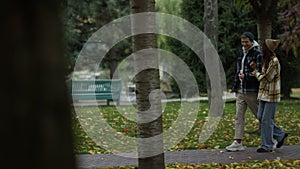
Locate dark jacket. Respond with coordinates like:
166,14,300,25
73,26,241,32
232,41,262,93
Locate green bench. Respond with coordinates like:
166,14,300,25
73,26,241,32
69,79,122,106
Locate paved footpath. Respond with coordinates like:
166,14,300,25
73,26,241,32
76,145,300,168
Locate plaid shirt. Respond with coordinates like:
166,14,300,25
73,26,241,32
232,44,262,93
255,56,281,102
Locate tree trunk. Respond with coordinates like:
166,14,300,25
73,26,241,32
109,47,118,79
257,17,272,44
204,0,218,107
95,2,119,79
130,0,165,168
250,0,278,43
1,1,75,169
282,84,292,99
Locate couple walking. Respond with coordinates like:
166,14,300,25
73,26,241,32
225,32,288,153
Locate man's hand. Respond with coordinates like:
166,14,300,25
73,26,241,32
239,71,244,80
252,70,257,76
249,61,256,69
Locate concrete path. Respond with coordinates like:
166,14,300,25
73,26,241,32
76,145,300,168
72,92,236,107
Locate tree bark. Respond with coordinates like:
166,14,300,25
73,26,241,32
130,0,165,168
204,0,218,107
1,1,75,169
257,18,272,44
250,0,278,43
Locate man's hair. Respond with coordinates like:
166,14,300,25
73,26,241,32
241,32,254,42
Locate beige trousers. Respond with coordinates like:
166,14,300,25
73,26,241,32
234,93,259,140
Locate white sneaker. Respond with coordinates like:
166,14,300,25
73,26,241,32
225,140,245,151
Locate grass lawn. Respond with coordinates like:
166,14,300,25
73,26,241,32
291,88,300,98
72,91,300,168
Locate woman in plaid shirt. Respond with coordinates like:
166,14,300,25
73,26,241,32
252,39,288,153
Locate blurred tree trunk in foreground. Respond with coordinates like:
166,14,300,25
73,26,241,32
0,1,75,169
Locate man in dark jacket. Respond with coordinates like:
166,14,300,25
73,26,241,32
226,32,262,151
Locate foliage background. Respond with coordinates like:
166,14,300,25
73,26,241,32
61,0,300,96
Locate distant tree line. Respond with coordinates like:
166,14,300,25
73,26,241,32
62,0,300,99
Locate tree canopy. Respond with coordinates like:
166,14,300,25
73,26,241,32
62,0,300,98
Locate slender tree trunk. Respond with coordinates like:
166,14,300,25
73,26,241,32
204,0,218,107
95,3,119,79
109,47,118,79
130,0,165,168
1,1,75,169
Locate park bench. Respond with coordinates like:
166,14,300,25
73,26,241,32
69,79,122,106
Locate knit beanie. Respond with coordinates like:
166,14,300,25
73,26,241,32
242,32,254,42
265,39,279,52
